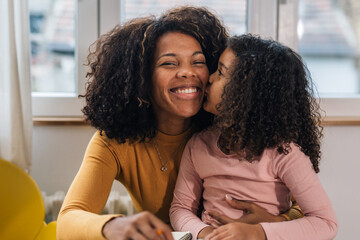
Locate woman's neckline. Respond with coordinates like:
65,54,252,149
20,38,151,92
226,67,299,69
155,125,194,143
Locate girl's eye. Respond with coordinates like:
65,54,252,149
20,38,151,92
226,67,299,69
218,69,223,76
194,61,206,65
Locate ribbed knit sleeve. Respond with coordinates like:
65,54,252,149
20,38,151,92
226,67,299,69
170,138,209,240
57,132,123,240
260,144,338,240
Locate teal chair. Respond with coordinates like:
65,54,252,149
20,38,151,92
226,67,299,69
0,158,56,240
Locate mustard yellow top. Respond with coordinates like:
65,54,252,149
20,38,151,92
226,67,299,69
280,196,304,221
57,127,303,240
57,128,193,240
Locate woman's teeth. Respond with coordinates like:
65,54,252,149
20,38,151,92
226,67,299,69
173,87,198,94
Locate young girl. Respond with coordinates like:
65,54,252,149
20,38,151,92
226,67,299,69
170,34,338,240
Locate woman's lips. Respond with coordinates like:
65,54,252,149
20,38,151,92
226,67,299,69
171,87,198,94
170,87,202,99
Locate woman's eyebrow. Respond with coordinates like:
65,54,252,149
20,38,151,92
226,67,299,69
193,51,204,56
157,51,204,61
157,53,176,60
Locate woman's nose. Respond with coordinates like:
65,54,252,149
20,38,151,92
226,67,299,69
176,65,196,79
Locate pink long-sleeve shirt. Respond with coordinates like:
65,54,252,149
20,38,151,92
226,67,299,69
170,130,337,240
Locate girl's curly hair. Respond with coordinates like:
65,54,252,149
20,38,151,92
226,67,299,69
215,34,323,173
81,6,228,142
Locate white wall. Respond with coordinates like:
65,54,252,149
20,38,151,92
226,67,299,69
318,126,360,239
31,125,360,239
31,125,128,195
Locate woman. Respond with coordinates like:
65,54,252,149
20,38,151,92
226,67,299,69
57,7,301,240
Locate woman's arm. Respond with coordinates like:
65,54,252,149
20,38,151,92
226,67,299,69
206,197,285,226
57,132,122,239
102,211,173,240
205,195,303,226
57,132,173,240
279,196,304,221
170,140,211,240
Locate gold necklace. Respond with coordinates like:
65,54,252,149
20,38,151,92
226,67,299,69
153,139,186,172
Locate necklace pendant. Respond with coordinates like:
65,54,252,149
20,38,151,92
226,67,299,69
160,166,167,172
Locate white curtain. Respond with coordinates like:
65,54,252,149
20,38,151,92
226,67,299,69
0,0,32,171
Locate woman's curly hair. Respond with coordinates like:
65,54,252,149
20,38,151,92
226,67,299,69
215,34,323,173
81,6,228,142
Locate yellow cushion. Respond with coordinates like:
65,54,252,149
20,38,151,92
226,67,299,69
35,221,57,240
0,158,45,239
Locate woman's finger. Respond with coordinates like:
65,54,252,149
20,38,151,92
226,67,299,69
207,210,234,225
225,194,253,212
147,213,174,240
128,230,149,240
135,221,162,240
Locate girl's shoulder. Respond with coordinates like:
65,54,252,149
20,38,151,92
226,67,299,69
264,143,312,172
186,129,220,156
188,129,219,144
264,142,306,159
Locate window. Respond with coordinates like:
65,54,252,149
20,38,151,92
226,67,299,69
298,0,360,96
29,0,75,94
30,0,97,116
121,0,247,35
278,0,360,117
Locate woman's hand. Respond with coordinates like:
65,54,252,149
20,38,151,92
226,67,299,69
204,222,266,240
207,195,285,225
102,211,173,240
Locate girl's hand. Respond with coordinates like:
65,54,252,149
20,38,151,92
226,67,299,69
207,195,285,225
197,226,215,239
204,222,266,240
102,211,173,240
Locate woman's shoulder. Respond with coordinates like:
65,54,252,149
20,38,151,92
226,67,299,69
89,130,134,154
87,131,141,172
91,130,116,146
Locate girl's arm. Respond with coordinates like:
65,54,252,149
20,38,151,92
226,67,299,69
260,144,338,240
170,139,211,240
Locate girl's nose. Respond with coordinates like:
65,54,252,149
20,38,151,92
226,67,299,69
208,72,215,84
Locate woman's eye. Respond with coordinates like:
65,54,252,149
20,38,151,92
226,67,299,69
161,62,176,66
194,61,206,65
218,69,223,76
